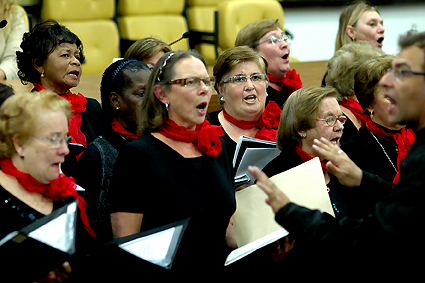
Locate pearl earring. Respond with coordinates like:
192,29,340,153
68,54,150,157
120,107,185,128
40,72,45,78
220,96,225,103
165,103,169,111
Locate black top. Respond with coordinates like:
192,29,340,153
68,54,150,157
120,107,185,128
339,115,359,145
109,133,236,274
266,85,290,110
273,128,425,279
74,128,134,243
206,110,237,158
341,124,397,218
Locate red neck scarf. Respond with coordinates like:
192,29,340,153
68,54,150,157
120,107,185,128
339,97,367,126
267,69,303,94
33,83,87,148
294,145,328,173
222,100,281,142
157,119,224,157
365,116,415,184
111,118,141,140
0,158,96,237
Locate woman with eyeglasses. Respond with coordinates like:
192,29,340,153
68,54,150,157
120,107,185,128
74,59,151,243
235,19,302,109
108,50,236,276
263,86,347,218
208,46,281,159
339,55,415,218
0,91,96,282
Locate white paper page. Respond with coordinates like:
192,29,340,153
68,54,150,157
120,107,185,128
28,202,77,253
119,227,176,267
235,147,280,185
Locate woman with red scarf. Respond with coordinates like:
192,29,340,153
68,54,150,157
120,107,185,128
208,46,281,158
108,51,236,277
74,59,151,243
341,55,415,218
235,19,303,109
325,41,382,144
0,91,95,282
16,20,104,178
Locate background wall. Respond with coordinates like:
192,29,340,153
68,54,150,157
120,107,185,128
284,2,425,62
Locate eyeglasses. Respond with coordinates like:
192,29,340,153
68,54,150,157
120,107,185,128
257,34,291,46
35,136,72,148
166,76,216,88
316,114,347,127
387,68,425,80
222,73,268,85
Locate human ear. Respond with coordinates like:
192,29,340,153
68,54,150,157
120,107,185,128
109,92,120,109
346,26,356,40
153,85,168,105
32,58,44,75
12,134,25,157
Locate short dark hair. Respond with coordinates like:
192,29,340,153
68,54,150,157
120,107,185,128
399,31,425,73
16,19,85,84
0,83,14,107
100,59,151,123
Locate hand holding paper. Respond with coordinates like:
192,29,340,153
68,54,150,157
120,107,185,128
248,165,290,213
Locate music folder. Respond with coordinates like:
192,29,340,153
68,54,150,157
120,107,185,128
0,200,78,281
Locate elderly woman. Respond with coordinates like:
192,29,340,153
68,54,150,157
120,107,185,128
108,50,236,275
75,59,151,242
335,0,385,53
0,91,95,282
123,36,172,70
325,41,381,144
340,55,415,218
263,86,346,217
208,46,281,157
16,20,104,177
235,19,302,109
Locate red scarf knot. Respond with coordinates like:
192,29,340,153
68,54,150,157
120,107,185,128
339,97,367,126
111,117,142,140
267,69,303,94
158,119,224,157
222,101,281,142
365,116,415,184
295,145,328,173
0,158,96,237
33,83,87,148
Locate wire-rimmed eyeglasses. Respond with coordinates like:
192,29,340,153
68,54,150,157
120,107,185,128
34,136,72,148
316,114,347,127
222,73,268,85
166,76,216,88
257,34,291,46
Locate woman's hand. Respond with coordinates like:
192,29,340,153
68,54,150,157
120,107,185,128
34,261,72,283
247,165,290,213
312,137,363,187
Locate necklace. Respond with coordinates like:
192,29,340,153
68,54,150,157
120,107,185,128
370,132,398,173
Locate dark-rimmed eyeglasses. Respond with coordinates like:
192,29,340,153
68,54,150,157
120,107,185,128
223,73,268,85
316,114,347,127
257,34,291,46
166,76,216,88
387,68,425,80
34,136,72,148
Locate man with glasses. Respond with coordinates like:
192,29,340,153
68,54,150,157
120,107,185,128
248,31,425,279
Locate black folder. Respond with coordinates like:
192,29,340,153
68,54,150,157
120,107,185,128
0,200,78,282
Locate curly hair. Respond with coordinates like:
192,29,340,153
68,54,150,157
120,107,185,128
16,19,85,85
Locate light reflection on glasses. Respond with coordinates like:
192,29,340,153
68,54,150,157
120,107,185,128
34,136,72,148
222,73,268,85
316,114,347,127
167,76,216,88
257,34,291,46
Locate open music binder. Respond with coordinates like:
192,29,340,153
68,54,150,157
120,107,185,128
0,200,78,281
233,136,280,187
101,218,190,270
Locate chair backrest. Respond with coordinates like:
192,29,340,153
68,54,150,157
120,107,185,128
118,0,189,51
217,0,285,52
41,0,120,74
15,4,30,31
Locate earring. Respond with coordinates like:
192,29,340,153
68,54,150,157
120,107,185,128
116,106,120,110
301,133,306,138
370,110,374,119
20,155,24,159
220,96,225,103
165,103,169,111
265,92,269,97
40,72,44,78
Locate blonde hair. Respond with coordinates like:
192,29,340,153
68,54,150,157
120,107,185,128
213,46,268,106
334,0,380,52
325,41,382,99
0,91,71,158
354,54,395,113
276,86,338,150
235,19,282,50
